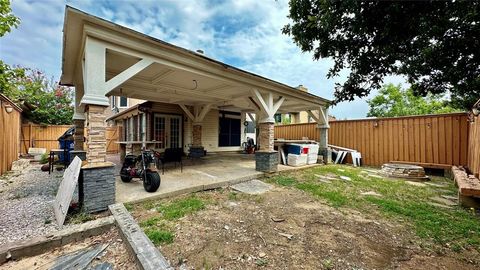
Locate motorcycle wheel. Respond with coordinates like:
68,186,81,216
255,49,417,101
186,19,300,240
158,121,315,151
120,167,132,183
143,170,161,192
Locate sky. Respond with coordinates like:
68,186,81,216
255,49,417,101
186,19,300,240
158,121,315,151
0,0,408,119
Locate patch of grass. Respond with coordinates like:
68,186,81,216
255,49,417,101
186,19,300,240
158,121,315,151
145,228,174,245
157,196,206,220
39,153,49,164
124,202,134,212
322,258,334,270
140,216,162,227
67,212,94,224
255,258,268,266
269,164,480,251
269,175,297,186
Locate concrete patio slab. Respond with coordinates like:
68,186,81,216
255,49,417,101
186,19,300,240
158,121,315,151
231,179,273,195
110,153,322,203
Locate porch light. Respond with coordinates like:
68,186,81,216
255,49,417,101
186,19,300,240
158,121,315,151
4,103,13,114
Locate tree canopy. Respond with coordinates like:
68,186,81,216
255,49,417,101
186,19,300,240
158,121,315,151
0,0,74,125
283,0,480,110
367,84,459,118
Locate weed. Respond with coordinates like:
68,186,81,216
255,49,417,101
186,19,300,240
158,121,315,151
255,258,268,266
124,202,134,212
270,175,297,186
139,216,162,228
322,258,334,270
67,212,94,224
40,153,49,164
145,228,174,245
157,196,206,220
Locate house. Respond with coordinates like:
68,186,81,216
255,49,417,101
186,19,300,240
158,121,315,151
274,85,336,125
60,6,330,174
106,96,145,122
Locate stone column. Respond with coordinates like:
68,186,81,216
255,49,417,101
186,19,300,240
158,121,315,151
255,121,278,172
192,124,202,147
73,119,85,151
85,104,107,163
258,122,274,151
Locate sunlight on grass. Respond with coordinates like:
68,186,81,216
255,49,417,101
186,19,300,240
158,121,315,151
157,196,206,220
270,164,480,251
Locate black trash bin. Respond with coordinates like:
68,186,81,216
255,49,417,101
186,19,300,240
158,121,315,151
58,126,75,164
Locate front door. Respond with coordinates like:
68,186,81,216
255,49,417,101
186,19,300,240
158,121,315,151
153,114,183,151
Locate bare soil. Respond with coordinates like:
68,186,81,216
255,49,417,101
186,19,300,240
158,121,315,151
133,186,479,270
0,227,136,270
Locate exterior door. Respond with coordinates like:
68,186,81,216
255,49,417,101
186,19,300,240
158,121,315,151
153,114,182,150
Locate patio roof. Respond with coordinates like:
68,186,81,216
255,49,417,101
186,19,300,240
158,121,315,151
61,6,330,125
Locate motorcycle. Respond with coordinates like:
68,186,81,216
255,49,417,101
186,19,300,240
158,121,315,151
120,149,161,192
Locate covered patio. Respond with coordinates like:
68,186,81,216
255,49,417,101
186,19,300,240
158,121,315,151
110,152,320,203
60,6,330,207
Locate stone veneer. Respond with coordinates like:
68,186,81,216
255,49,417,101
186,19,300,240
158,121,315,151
255,151,278,173
85,105,107,163
258,122,274,151
73,119,85,151
192,124,202,147
80,162,115,213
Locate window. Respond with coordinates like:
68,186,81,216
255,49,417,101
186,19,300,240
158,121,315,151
119,96,128,108
111,96,116,109
274,114,282,123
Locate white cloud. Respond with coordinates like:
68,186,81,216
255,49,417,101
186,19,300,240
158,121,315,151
0,0,409,119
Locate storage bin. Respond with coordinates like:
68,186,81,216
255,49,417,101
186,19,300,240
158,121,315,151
287,154,307,166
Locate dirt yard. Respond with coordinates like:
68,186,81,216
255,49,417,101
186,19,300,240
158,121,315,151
129,165,480,270
1,227,135,269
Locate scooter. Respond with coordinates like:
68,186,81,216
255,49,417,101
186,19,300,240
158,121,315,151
120,149,161,192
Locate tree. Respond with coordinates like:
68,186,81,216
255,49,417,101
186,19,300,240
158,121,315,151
283,1,480,110
0,0,19,37
5,68,74,125
367,84,459,117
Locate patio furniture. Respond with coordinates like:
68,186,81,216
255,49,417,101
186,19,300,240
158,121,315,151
48,148,69,174
158,148,183,174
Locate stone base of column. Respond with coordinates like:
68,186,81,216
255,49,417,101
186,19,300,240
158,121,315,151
73,119,85,151
319,148,332,164
79,162,115,213
255,151,278,173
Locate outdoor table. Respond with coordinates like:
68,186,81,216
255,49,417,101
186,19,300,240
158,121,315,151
48,148,69,174
115,141,162,163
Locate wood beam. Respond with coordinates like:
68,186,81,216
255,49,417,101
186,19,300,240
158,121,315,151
105,58,154,92
179,104,195,121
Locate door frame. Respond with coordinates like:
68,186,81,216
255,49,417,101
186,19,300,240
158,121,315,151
152,113,183,151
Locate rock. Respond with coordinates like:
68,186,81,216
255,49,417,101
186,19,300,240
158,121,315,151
11,159,30,171
430,196,457,206
361,191,382,197
41,164,50,171
405,181,427,187
224,225,230,230
340,176,351,181
259,252,266,258
231,180,272,195
271,217,285,222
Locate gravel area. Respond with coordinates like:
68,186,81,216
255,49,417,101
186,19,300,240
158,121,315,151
0,163,71,245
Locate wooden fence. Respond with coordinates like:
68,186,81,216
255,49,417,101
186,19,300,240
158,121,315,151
468,114,480,177
20,125,120,154
275,112,470,167
0,98,22,175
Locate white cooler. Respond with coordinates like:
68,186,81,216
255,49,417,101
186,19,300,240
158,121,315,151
287,154,308,166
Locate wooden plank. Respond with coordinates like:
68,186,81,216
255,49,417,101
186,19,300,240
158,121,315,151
425,117,433,163
438,117,446,164
452,116,460,165
391,161,452,170
445,116,453,164
460,115,468,166
432,117,439,164
53,157,82,228
419,117,426,163
408,118,415,162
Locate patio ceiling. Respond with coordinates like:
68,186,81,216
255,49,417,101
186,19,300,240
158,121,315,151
61,6,330,121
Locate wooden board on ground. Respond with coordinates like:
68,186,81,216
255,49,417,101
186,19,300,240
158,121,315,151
53,156,82,228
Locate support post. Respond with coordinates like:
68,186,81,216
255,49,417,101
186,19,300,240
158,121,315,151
85,104,108,163
73,119,85,151
255,120,278,173
192,124,202,147
313,106,330,164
